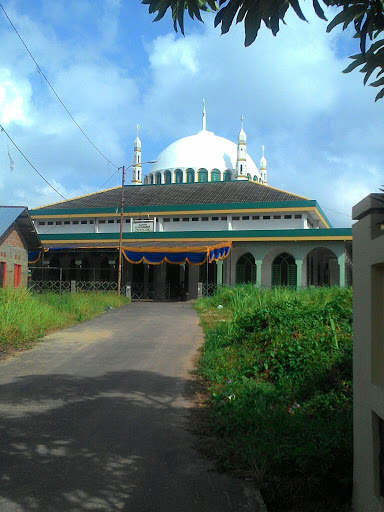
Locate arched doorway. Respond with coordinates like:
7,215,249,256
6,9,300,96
236,253,256,284
272,252,297,287
305,247,339,286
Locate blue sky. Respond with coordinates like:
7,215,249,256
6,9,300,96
0,0,383,227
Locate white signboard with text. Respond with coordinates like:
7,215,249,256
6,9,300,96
132,220,155,233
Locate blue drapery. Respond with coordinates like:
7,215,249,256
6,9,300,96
123,244,231,265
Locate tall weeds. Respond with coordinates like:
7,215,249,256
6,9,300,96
194,286,353,512
0,288,128,350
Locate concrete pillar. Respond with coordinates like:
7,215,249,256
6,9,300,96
255,260,262,287
197,282,203,298
338,252,346,287
296,259,303,288
154,263,167,300
216,260,223,286
70,280,76,293
125,285,131,300
188,264,199,299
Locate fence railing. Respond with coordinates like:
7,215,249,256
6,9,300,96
28,280,71,294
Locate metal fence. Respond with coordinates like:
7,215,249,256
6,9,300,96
28,280,118,294
28,280,71,294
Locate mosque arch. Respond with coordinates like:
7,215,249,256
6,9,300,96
198,168,208,183
247,173,251,180
175,169,183,183
156,172,162,185
272,252,297,287
186,168,195,183
253,175,257,181
304,247,339,286
144,176,149,185
150,174,154,185
235,253,256,284
164,170,172,184
210,169,220,182
224,170,232,182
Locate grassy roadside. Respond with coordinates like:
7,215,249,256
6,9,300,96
193,286,353,512
0,288,129,355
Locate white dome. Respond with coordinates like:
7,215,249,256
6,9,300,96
149,130,259,176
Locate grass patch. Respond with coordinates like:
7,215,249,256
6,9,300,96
194,285,352,512
0,288,129,353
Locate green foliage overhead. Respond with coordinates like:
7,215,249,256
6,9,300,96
142,0,384,100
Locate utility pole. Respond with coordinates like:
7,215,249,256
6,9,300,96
117,165,125,296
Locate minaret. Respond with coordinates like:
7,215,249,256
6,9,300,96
260,145,267,183
202,98,206,131
131,124,142,185
236,116,248,180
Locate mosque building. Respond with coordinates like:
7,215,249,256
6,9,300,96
30,104,352,299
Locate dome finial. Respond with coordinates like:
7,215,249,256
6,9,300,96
136,124,140,137
241,115,244,130
202,99,206,131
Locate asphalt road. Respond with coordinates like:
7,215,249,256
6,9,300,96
0,302,267,512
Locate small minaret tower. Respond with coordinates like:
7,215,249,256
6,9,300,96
131,124,142,185
236,116,248,180
260,145,267,183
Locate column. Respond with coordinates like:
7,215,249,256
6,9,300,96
338,252,345,288
296,259,303,288
188,264,199,299
154,263,167,300
216,260,223,286
255,260,262,288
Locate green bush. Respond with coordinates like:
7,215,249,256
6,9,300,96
194,286,352,511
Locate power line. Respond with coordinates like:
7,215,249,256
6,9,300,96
322,206,352,218
0,124,67,200
0,2,119,170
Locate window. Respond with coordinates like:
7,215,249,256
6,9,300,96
164,170,172,184
232,216,240,221
175,169,183,183
273,215,281,219
198,169,208,182
64,221,70,225
284,215,292,219
89,220,94,224
39,221,45,226
0,262,6,288
202,217,209,221
182,218,189,222
125,219,130,223
99,220,106,224
212,217,219,221
242,216,249,220
13,264,21,288
81,220,87,224
192,217,198,221
252,215,260,220
47,221,53,225
116,220,121,224
263,215,270,220
221,216,227,221
163,218,170,223
72,221,79,225
211,169,220,182
186,169,195,183
56,221,62,225
295,214,302,219
108,220,114,224
173,218,180,222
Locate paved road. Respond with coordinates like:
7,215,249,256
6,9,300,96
0,302,266,512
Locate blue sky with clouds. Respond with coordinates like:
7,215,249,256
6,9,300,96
0,0,383,227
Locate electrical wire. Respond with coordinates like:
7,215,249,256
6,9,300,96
0,124,67,201
0,2,119,170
